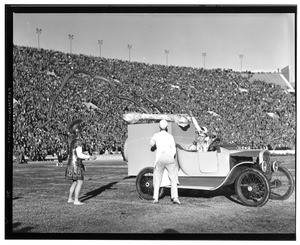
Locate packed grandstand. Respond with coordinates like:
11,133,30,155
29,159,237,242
12,45,295,161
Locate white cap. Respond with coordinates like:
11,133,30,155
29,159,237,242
159,119,168,130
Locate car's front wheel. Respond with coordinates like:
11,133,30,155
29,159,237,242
235,168,270,207
270,166,294,200
136,167,165,200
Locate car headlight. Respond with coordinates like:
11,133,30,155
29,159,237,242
260,161,267,172
272,161,279,172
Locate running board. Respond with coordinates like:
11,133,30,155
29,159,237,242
161,185,216,191
178,185,216,190
160,176,226,191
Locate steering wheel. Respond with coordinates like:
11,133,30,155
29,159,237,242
207,137,221,152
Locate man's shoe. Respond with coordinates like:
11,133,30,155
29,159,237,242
172,198,181,204
152,199,159,204
74,201,85,205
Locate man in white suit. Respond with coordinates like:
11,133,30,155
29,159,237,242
150,119,181,204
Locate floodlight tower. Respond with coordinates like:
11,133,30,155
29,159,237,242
202,52,207,69
36,28,42,49
239,54,244,72
98,39,103,57
165,49,169,66
69,34,74,54
127,44,132,61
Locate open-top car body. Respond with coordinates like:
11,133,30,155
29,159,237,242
124,121,294,207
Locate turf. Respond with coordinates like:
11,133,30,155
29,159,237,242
9,155,296,238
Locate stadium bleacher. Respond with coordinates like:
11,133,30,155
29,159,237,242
249,73,294,92
12,45,296,162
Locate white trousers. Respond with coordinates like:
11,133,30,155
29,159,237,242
153,153,178,200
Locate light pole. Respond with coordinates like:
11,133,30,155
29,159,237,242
239,54,243,72
202,52,207,69
98,39,103,57
36,28,42,49
69,34,74,54
165,49,169,66
127,44,132,61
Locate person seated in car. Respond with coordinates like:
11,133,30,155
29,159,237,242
188,126,211,152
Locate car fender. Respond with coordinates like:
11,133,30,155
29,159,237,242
222,161,255,186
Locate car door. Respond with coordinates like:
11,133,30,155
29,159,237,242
198,152,219,173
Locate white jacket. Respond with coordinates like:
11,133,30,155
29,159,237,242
150,130,176,165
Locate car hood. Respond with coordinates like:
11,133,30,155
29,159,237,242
219,147,262,157
228,149,262,157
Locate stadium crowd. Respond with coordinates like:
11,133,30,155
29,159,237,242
12,45,295,162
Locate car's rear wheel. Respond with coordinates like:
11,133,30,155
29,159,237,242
270,166,294,200
235,168,270,207
136,167,165,200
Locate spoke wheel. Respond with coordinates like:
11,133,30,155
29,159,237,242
270,166,294,200
136,167,164,200
235,168,270,207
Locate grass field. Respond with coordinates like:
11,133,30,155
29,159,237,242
8,155,296,239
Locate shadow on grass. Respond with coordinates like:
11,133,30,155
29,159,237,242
163,185,243,205
80,181,118,202
224,195,243,205
176,186,234,198
13,222,34,233
122,176,135,180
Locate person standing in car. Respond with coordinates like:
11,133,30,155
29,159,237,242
150,119,180,204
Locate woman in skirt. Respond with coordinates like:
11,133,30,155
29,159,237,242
65,119,96,205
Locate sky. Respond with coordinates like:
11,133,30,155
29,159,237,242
13,11,295,82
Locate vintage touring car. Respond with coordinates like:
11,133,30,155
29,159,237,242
123,119,294,207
